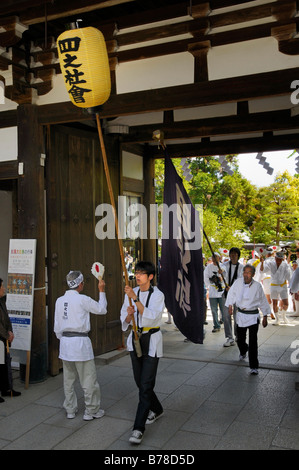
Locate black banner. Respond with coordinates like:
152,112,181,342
158,156,204,343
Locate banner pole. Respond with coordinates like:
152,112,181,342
95,114,140,346
153,129,228,290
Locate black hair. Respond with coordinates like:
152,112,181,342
0,278,2,288
135,261,156,277
244,264,255,276
229,247,241,259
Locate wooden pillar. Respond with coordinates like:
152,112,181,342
143,145,157,267
188,41,210,82
17,104,47,382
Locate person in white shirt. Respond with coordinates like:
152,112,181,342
260,251,292,325
289,264,299,317
259,251,275,319
225,264,270,375
54,270,107,420
204,253,227,332
120,261,165,445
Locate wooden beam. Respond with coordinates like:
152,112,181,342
0,161,18,179
17,0,136,25
101,67,299,117
149,133,299,158
111,18,299,64
0,109,17,128
121,110,299,144
38,67,299,124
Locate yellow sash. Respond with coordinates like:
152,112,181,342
271,280,287,287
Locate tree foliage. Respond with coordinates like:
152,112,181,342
154,155,299,259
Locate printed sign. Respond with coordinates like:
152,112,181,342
6,239,36,351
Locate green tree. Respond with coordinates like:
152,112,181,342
154,157,299,253
251,171,299,244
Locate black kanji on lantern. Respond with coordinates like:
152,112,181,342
58,36,81,54
69,84,92,103
62,53,82,69
65,69,87,86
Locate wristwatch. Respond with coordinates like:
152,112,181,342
134,296,140,303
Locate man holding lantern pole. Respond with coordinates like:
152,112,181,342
120,261,165,445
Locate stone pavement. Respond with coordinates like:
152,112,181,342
0,310,298,451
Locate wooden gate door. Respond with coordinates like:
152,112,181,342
46,124,123,375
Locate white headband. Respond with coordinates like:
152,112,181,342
67,272,84,289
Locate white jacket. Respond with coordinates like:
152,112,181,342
120,286,165,357
204,262,227,298
54,289,107,361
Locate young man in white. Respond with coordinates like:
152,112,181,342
54,271,107,420
260,251,292,325
225,264,270,375
120,261,165,445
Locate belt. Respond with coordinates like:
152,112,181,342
238,308,259,315
271,281,287,287
138,327,160,333
62,331,89,337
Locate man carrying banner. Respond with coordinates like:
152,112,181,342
120,261,165,445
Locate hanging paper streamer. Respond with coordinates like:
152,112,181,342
57,26,111,108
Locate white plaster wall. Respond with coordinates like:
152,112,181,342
208,37,299,80
0,127,17,162
122,151,143,179
35,73,69,105
115,52,194,94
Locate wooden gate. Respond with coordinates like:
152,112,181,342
46,124,123,375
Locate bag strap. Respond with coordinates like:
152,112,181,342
229,262,239,286
136,286,154,328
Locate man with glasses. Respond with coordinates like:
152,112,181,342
120,261,165,445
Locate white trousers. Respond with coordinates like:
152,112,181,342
62,359,101,416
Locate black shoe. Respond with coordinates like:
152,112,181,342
1,390,21,397
146,410,164,425
0,397,5,403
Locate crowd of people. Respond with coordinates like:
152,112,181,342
203,246,299,375
1,247,298,447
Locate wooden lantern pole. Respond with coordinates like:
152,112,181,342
95,114,141,348
57,24,141,353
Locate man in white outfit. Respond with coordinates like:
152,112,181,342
225,264,270,375
260,251,292,325
54,271,107,420
120,261,165,445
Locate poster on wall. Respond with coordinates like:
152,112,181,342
6,239,36,351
